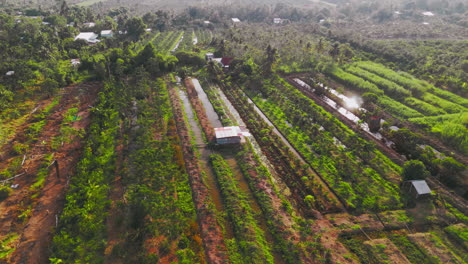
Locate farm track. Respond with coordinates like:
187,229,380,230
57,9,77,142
168,84,228,264
285,76,468,216
1,82,101,264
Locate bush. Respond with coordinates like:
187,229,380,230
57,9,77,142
0,185,11,201
402,160,430,181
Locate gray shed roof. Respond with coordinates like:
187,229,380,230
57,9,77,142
410,180,431,195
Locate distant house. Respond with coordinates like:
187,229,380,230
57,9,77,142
403,180,432,199
220,57,234,68
214,126,251,145
83,22,96,28
211,57,234,69
74,32,99,44
205,53,214,61
70,59,81,67
100,30,113,38
231,18,241,23
273,18,283,24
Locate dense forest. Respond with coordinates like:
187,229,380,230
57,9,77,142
0,0,467,263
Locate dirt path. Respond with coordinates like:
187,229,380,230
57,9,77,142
2,82,100,264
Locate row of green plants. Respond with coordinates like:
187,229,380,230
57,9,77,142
50,82,120,263
235,145,303,263
168,31,185,52
120,82,202,263
134,31,161,53
152,31,176,52
420,93,465,114
195,29,213,46
219,80,341,214
444,224,468,251
199,80,234,126
353,61,466,114
152,31,184,53
377,96,425,119
327,66,383,95
344,65,411,99
397,72,468,108
201,76,325,263
252,91,401,212
176,31,195,51
209,154,274,264
409,112,468,155
353,61,428,95
403,97,447,116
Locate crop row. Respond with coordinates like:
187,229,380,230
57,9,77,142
195,29,213,46
209,154,274,264
344,65,411,99
176,31,195,51
253,90,401,212
219,80,341,215
153,31,183,53
112,79,202,262
202,80,324,263
50,82,120,263
353,61,466,113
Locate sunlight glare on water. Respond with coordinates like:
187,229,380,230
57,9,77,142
344,97,360,109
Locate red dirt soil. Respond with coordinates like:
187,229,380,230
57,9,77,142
0,82,101,264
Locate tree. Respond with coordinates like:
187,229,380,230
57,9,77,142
125,17,147,41
0,85,13,108
402,160,430,181
41,78,59,97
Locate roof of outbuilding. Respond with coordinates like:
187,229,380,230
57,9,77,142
75,32,98,41
215,126,250,139
409,180,431,195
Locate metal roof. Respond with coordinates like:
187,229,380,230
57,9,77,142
410,180,431,195
75,32,98,41
215,126,250,139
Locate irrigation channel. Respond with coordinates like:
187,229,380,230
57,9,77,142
178,79,284,263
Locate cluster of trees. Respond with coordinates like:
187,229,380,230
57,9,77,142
387,128,466,189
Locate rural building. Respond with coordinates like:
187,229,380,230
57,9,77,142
204,21,210,24
403,180,432,199
100,30,113,38
210,57,234,69
273,18,283,24
214,126,250,145
205,53,214,61
70,59,81,67
83,22,96,28
231,18,241,23
74,32,99,44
